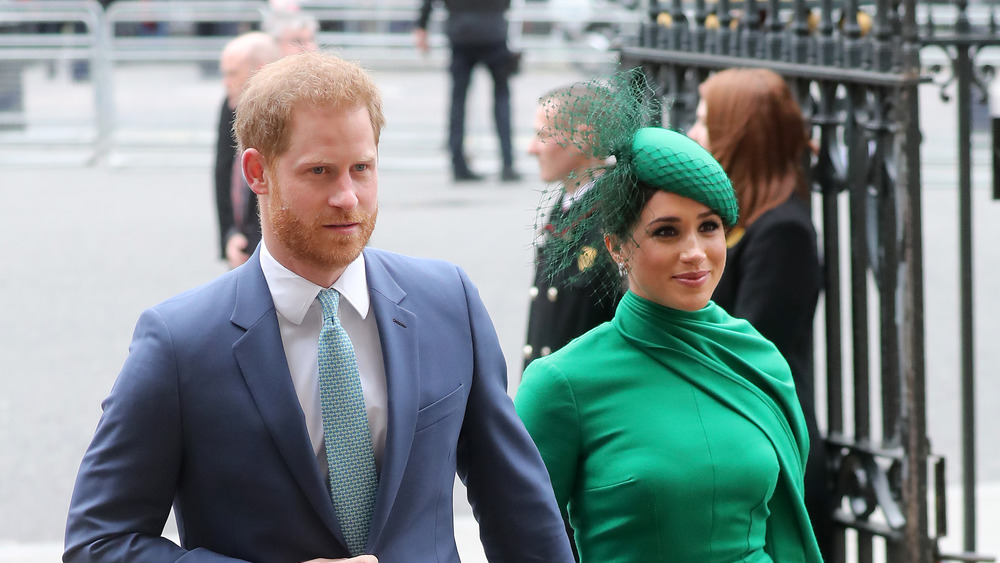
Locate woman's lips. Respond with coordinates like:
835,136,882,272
673,270,710,287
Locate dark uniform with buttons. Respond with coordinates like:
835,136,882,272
523,200,620,369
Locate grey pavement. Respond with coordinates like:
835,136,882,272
1,61,999,561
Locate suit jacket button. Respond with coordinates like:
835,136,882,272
529,286,539,300
547,287,558,302
523,344,533,359
541,346,552,356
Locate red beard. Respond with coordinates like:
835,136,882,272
266,183,377,273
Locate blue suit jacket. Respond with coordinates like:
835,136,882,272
65,247,573,563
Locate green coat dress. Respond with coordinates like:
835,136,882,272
515,291,822,562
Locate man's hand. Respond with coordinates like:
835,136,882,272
225,233,250,269
302,557,377,563
413,28,429,53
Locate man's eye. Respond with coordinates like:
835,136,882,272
311,166,324,174
353,164,368,172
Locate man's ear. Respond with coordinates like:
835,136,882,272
242,148,269,195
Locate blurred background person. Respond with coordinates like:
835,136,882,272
214,32,281,268
515,119,822,561
687,66,830,559
215,14,319,267
264,9,319,56
269,0,301,11
523,83,620,369
215,16,319,267
413,0,521,183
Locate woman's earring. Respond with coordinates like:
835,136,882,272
617,261,630,277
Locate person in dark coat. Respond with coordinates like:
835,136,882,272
213,97,237,260
413,0,521,182
214,32,281,268
688,67,832,560
214,17,318,261
523,84,620,369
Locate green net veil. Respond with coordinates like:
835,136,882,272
533,67,738,298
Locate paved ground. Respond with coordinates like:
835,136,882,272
1,59,998,561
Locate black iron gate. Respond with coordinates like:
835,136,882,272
617,0,997,561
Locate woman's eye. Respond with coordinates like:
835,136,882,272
652,226,677,237
700,220,721,232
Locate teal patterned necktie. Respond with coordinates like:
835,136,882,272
316,288,378,556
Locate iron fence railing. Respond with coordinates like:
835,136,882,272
619,0,997,561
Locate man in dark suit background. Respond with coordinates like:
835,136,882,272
265,9,319,56
65,51,573,563
214,16,318,267
214,31,281,268
413,0,521,183
523,84,620,369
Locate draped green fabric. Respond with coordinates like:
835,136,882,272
612,292,822,562
515,291,823,562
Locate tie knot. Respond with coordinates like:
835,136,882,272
317,288,340,321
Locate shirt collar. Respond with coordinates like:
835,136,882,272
561,179,595,211
260,242,370,325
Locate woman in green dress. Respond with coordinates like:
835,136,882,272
513,87,823,562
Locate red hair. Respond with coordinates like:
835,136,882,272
700,68,810,228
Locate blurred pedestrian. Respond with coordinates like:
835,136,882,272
688,66,831,559
523,83,620,369
413,0,522,183
213,32,281,268
213,18,317,264
265,9,319,56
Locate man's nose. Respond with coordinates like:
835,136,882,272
328,174,360,209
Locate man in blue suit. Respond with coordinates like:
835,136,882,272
64,52,574,563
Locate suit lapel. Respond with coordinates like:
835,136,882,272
363,250,419,549
229,251,343,543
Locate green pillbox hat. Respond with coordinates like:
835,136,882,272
631,127,739,227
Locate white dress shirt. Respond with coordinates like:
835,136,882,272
536,180,597,247
259,242,388,476
561,179,594,211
